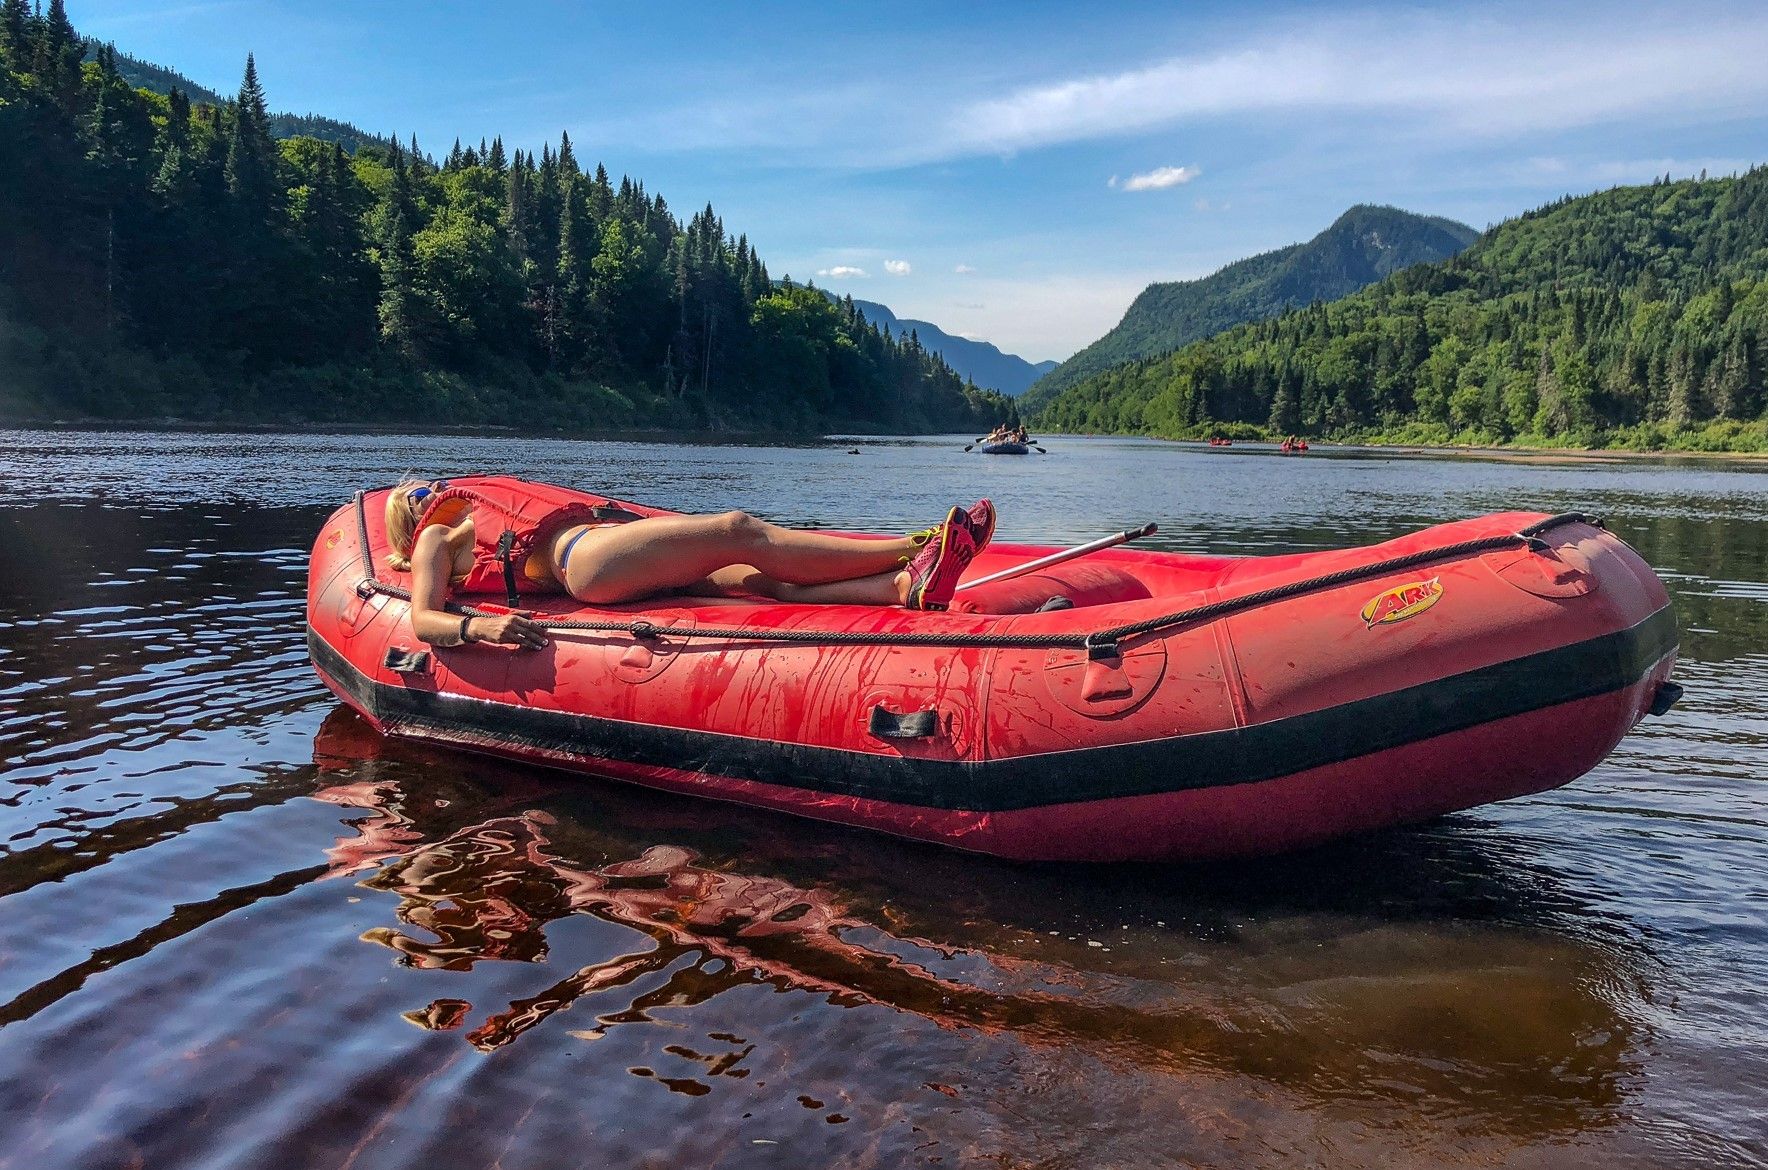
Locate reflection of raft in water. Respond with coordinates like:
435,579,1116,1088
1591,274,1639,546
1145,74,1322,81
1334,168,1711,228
308,476,1681,862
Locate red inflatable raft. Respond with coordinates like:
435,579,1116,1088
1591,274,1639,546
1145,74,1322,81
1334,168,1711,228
307,476,1680,862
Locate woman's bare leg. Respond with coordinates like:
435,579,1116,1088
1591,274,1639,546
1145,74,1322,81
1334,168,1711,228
688,565,907,606
554,513,917,604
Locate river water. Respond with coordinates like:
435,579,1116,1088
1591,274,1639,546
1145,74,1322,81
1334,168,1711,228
0,430,1763,1169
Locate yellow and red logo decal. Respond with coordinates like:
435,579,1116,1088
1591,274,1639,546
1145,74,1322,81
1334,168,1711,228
325,529,342,550
1361,577,1444,628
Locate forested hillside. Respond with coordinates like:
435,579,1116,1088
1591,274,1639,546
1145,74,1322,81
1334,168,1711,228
0,4,1012,432
1035,172,1768,451
89,40,395,156
1019,205,1478,414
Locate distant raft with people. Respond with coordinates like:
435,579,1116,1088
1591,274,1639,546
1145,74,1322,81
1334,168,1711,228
309,476,1681,862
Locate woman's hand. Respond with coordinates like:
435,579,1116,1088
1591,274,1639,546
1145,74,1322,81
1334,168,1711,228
466,613,550,650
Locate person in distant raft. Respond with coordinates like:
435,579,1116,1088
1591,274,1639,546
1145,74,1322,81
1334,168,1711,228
384,479,996,649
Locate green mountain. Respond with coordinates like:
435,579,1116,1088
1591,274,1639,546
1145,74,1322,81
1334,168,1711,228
1034,170,1768,452
1019,205,1478,415
822,293,1056,395
0,18,1011,434
87,41,395,154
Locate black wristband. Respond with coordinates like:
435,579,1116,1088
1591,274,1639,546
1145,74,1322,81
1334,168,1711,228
458,615,475,645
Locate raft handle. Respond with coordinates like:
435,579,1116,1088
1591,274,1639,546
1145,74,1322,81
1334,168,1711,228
1647,681,1684,716
868,706,939,739
1083,631,1121,661
383,646,431,674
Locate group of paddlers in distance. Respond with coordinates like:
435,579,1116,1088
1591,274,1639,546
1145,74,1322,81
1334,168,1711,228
967,425,1046,453
1205,435,1311,453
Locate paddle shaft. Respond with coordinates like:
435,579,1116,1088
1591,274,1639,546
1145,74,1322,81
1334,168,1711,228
954,523,1158,593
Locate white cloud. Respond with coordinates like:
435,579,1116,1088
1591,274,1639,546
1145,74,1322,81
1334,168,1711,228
816,266,869,279
884,259,912,276
954,264,976,274
1192,196,1229,212
1115,165,1200,192
558,7,1768,171
941,11,1768,157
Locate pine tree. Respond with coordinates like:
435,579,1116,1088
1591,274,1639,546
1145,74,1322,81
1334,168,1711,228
378,208,421,355
504,161,531,265
36,0,82,112
225,54,281,220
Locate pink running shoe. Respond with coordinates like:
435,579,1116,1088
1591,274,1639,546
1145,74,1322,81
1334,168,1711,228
903,506,977,611
959,498,996,552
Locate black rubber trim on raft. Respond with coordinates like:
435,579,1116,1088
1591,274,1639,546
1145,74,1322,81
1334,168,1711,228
310,605,1676,813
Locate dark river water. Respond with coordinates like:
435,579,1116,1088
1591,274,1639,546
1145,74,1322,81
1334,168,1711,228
1,430,1764,1169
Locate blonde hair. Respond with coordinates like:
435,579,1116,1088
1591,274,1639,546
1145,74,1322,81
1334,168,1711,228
384,481,424,573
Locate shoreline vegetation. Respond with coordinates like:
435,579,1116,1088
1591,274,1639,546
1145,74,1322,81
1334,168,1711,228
1030,170,1768,455
1060,418,1768,456
1047,427,1768,463
0,10,1014,437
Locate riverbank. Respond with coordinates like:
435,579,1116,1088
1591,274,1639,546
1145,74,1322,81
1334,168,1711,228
1049,418,1768,458
0,416,873,446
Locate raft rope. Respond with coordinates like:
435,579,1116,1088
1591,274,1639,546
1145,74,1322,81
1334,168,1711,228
352,491,1599,658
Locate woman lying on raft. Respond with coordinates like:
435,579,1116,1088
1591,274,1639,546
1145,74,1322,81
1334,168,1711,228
385,480,996,650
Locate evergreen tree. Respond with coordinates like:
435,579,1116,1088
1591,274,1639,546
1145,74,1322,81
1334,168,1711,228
36,0,82,111
225,54,281,221
378,208,421,356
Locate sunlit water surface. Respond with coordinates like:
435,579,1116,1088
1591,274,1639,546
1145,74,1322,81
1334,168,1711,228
1,430,1764,1168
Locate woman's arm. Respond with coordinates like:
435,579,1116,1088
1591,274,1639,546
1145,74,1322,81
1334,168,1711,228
408,524,549,649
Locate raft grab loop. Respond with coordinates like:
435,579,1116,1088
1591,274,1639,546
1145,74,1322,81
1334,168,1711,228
868,706,940,739
382,646,431,674
351,492,1602,654
495,530,520,608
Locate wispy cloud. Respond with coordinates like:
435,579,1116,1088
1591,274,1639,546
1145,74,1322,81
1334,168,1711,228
553,6,1768,170
816,265,868,279
1110,165,1199,192
939,9,1768,158
954,264,976,274
884,259,912,275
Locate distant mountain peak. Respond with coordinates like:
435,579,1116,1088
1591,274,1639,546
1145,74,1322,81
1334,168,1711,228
822,293,1057,396
1017,205,1477,414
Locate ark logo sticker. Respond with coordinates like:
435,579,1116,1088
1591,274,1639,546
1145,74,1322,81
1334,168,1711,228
1361,577,1444,628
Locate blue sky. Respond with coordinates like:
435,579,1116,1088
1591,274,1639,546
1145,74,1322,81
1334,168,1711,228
73,0,1768,363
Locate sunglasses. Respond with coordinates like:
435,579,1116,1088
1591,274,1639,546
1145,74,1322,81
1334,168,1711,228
409,479,450,504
